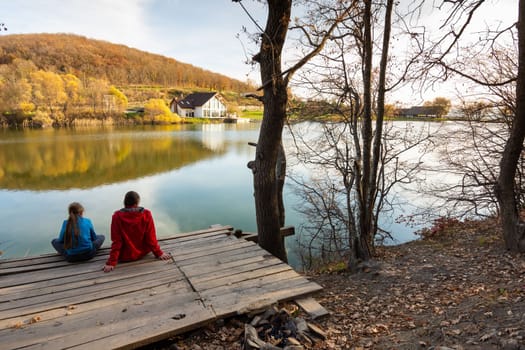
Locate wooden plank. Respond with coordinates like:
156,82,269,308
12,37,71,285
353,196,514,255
0,260,152,295
0,279,189,331
174,244,264,267
0,266,182,312
0,261,176,302
175,253,271,280
166,234,251,254
294,297,330,319
0,254,72,269
0,226,231,270
192,264,293,291
0,271,183,320
170,240,255,262
71,300,214,350
199,269,305,297
240,226,295,243
161,229,232,244
0,255,161,288
2,288,206,350
0,248,113,269
176,248,271,275
188,257,286,285
209,279,322,317
158,225,233,240
0,253,112,276
160,233,237,252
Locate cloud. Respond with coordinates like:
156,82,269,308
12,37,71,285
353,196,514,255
5,0,158,52
3,0,264,81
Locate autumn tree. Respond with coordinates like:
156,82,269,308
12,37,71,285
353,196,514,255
108,86,128,114
424,97,451,117
144,98,181,124
30,70,67,123
0,59,36,122
82,77,110,116
62,73,82,118
459,100,491,121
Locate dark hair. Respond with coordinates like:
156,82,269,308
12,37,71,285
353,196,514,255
124,191,140,207
64,202,83,249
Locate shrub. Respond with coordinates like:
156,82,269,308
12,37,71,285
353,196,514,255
143,99,181,124
31,110,53,128
416,217,461,240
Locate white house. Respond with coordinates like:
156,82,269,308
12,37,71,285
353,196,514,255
170,92,227,118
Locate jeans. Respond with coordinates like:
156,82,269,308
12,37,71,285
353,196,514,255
51,234,105,262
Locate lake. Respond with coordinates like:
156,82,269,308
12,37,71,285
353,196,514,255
0,122,427,267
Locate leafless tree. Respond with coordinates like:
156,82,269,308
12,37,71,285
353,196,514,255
413,0,525,251
234,0,352,262
284,0,436,268
289,120,434,270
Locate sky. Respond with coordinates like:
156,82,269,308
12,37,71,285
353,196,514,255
1,0,519,105
2,0,267,83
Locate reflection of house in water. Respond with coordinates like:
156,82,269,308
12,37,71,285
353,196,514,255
201,124,227,151
170,92,227,118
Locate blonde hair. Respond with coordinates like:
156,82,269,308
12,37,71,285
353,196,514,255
64,202,84,249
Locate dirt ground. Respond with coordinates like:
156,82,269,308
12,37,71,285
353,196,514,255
145,218,525,350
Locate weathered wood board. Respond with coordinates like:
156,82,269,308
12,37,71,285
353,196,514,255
0,225,323,350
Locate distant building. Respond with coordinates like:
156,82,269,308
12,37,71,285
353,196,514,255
397,106,442,118
170,92,227,118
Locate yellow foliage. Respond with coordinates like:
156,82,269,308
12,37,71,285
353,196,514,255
32,110,53,127
30,70,67,108
109,86,128,112
144,99,181,124
18,102,35,115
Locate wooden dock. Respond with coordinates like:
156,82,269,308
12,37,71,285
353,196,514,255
0,225,323,349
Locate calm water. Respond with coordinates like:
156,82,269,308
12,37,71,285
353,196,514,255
0,122,423,266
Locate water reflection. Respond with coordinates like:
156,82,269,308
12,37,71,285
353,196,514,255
0,126,223,190
0,121,448,267
0,124,262,260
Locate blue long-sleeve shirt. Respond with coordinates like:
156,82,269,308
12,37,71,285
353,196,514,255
57,216,97,255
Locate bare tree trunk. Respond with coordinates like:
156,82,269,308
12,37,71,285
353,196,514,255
357,0,374,261
252,0,291,262
495,0,525,252
241,0,349,262
277,141,286,227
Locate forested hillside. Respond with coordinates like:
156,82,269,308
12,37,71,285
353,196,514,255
0,33,252,91
0,33,259,127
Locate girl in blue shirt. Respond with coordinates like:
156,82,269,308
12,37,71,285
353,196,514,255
51,202,105,262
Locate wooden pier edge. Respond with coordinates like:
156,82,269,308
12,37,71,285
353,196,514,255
0,224,325,350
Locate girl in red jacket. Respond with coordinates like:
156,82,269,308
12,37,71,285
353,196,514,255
103,191,171,272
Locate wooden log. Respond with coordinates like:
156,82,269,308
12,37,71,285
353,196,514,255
241,226,295,243
294,297,329,319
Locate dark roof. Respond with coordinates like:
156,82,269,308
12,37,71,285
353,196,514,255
398,106,441,116
177,92,217,108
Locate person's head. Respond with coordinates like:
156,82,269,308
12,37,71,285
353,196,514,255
68,202,84,217
124,191,140,207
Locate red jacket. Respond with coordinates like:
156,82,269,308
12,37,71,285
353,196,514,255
106,207,164,266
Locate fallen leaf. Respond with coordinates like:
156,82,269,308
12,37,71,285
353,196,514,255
29,316,41,324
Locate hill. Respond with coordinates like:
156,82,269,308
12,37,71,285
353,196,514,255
0,33,253,93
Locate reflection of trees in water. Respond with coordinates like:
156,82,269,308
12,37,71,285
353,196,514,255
0,130,221,190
